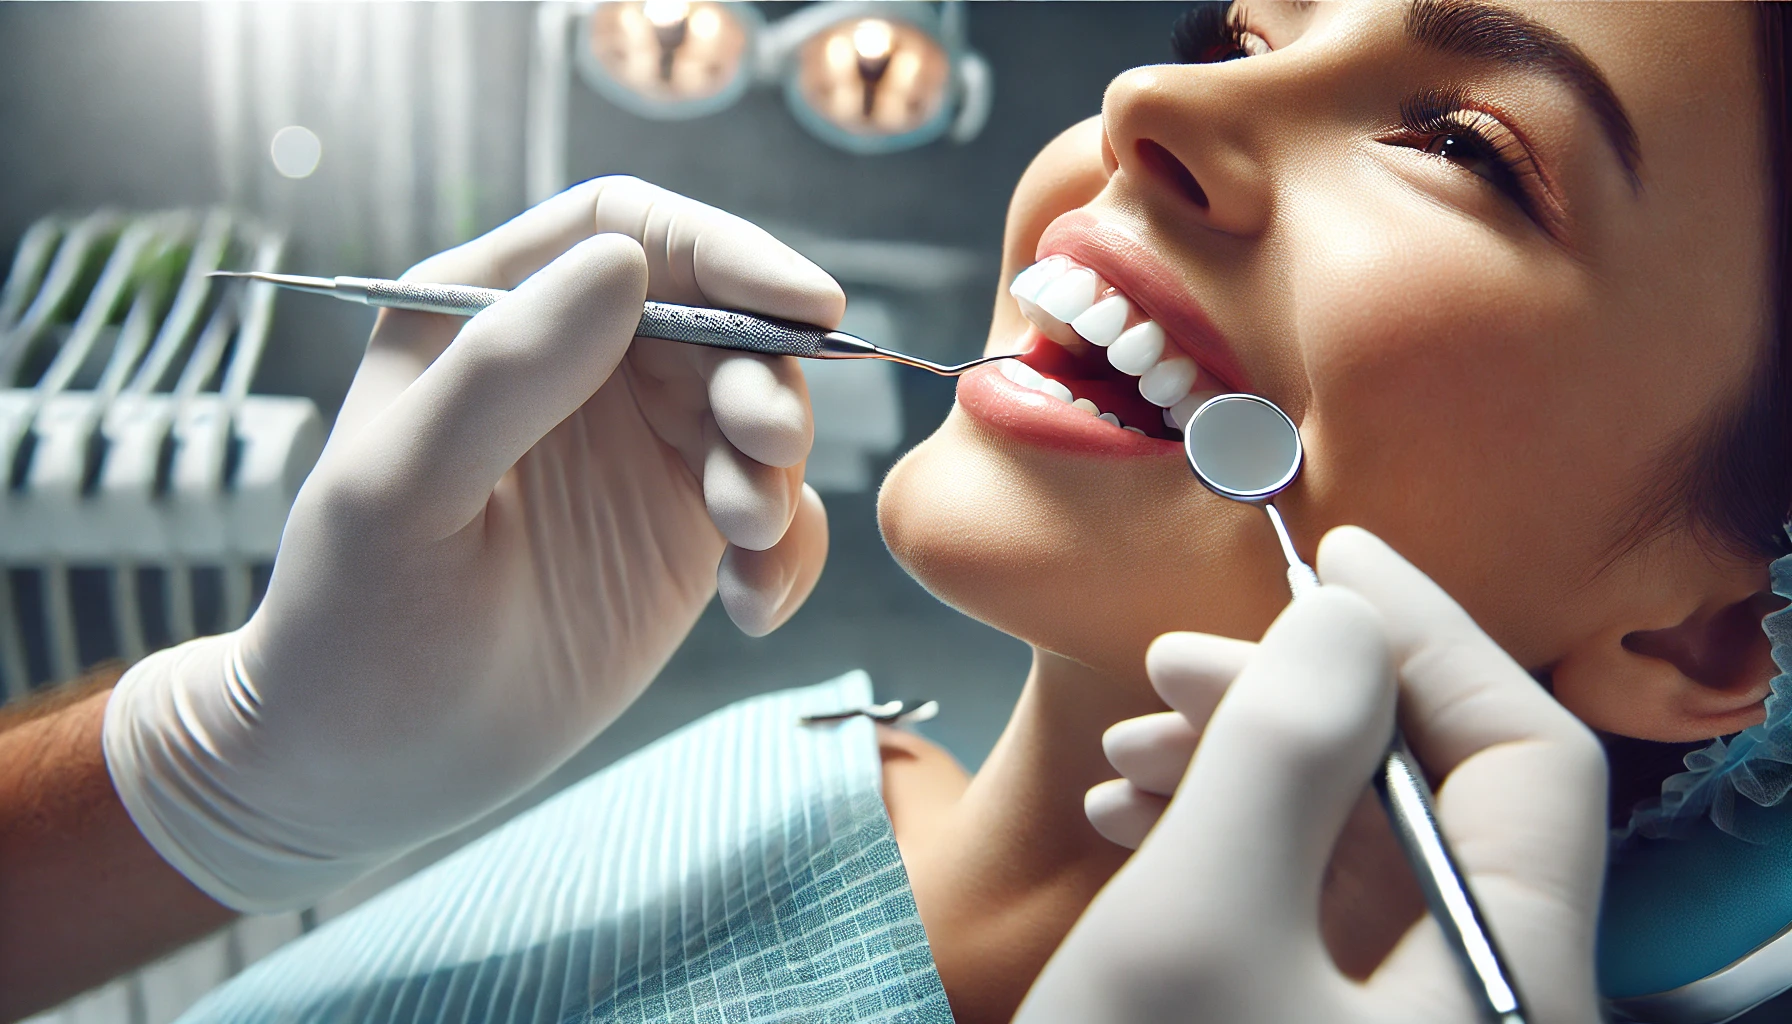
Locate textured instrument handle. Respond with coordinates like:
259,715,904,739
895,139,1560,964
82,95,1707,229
360,279,508,316
356,281,831,358
636,302,828,358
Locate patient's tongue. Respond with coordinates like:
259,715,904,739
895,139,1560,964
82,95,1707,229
1021,337,1098,380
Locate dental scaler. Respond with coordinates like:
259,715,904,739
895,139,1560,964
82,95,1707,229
207,271,1012,376
1183,393,1529,1024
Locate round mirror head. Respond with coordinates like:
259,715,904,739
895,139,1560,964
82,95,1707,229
1183,393,1303,503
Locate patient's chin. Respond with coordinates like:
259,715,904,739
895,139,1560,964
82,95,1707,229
876,413,1286,679
878,432,1094,660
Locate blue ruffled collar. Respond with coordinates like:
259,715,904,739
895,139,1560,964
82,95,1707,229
1618,549,1792,844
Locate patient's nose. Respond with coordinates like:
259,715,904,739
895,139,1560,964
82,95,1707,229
1100,65,1271,238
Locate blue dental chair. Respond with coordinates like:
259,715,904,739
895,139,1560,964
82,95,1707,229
1601,801,1792,1022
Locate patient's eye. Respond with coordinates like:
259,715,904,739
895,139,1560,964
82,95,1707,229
1392,90,1547,224
1171,3,1269,64
1424,133,1507,185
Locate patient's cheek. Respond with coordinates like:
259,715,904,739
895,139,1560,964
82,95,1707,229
1279,198,1611,667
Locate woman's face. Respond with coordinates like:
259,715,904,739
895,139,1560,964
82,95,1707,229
879,0,1775,742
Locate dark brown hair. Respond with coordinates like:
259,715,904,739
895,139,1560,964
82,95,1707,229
1622,6,1792,570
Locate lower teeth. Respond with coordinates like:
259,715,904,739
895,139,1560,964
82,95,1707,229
1001,358,1188,438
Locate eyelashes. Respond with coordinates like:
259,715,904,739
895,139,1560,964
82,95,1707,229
1170,3,1265,64
1394,88,1551,225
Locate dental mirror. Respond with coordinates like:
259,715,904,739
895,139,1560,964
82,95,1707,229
1182,392,1530,1024
1183,393,1317,594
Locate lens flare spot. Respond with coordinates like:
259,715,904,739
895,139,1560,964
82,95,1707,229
269,125,322,179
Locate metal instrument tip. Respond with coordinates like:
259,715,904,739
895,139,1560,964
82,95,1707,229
204,271,338,294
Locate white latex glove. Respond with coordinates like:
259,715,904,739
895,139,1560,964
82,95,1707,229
102,177,842,912
1025,526,1607,1024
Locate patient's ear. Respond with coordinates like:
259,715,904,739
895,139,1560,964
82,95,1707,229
1552,586,1785,743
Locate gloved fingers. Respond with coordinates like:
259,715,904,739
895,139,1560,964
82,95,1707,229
405,179,640,291
630,341,814,473
1367,747,1607,1024
330,182,648,450
701,416,804,552
1084,778,1170,850
705,352,812,469
1102,712,1201,797
1320,526,1606,1024
1367,706,1606,1022
394,174,843,314
1020,591,1396,1022
1142,587,1395,936
1314,526,1599,783
330,177,839,459
588,176,845,325
590,175,832,479
1364,744,1606,1024
717,484,829,636
1079,632,1250,844
1146,629,1255,721
318,234,648,541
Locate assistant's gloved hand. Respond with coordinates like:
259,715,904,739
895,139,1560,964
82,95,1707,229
102,177,842,912
1024,526,1607,1024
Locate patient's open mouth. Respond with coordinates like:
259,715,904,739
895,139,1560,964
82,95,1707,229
1004,255,1224,441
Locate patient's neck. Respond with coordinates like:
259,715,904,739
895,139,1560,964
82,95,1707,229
900,650,1165,1024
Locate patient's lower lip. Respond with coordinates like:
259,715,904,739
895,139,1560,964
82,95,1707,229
956,362,1182,457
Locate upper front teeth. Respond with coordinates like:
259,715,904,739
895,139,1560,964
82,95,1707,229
1106,321,1164,375
1070,296,1129,347
1009,257,1074,343
1009,256,1202,409
1010,258,1096,347
1035,268,1100,324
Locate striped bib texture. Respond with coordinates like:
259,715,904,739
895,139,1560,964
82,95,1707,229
178,672,954,1024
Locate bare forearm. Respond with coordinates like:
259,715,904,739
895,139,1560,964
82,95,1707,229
0,666,235,1021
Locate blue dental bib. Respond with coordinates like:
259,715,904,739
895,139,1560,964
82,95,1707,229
174,673,953,1024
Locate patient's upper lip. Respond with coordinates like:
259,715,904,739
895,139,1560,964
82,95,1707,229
1035,210,1252,394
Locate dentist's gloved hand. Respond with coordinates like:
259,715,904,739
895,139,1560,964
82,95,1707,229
102,177,841,912
1025,527,1607,1024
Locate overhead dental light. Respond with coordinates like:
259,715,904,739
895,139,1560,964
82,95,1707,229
784,14,953,152
849,19,895,119
574,1,992,154
576,0,759,120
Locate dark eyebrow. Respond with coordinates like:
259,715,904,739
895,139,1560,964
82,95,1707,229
1405,0,1642,187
